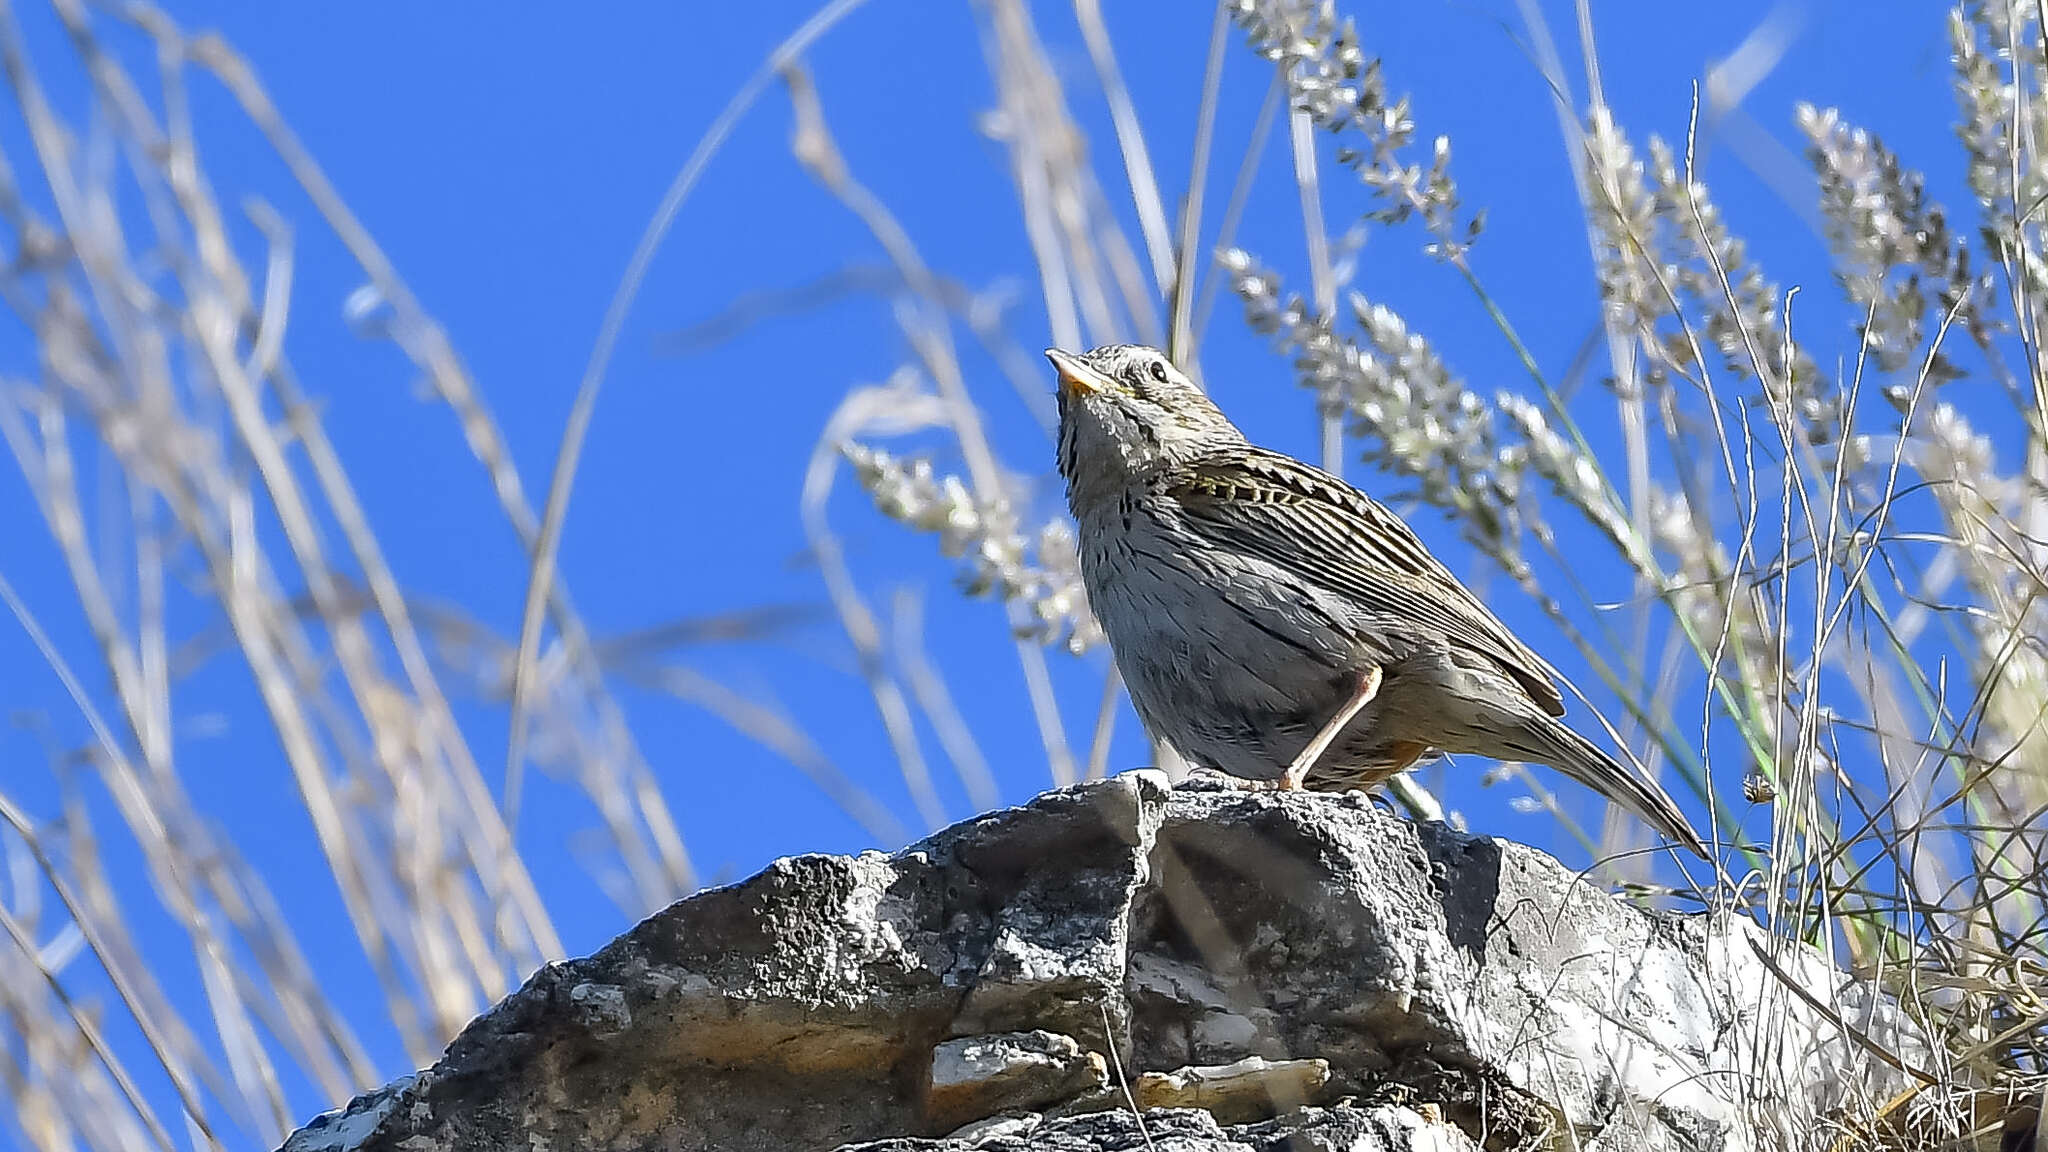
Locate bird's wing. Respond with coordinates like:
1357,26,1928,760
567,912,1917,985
1164,447,1566,716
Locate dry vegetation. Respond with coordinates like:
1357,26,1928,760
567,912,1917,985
0,0,2042,1148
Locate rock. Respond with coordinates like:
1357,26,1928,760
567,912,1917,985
279,776,1927,1152
279,1075,414,1152
1132,1056,1329,1124
926,1031,1107,1130
941,1111,1043,1144
842,1104,1482,1151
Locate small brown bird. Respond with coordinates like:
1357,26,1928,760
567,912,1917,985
1049,343,1708,858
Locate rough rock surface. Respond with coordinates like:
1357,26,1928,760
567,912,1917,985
845,1104,1482,1151
926,1030,1107,1130
280,775,1925,1152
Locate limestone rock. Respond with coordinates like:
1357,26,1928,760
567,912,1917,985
843,1103,1482,1151
926,1030,1107,1130
1132,1056,1329,1124
280,776,1925,1152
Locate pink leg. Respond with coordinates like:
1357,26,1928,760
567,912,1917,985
1279,665,1384,790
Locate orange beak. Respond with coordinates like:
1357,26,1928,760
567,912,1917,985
1045,348,1109,397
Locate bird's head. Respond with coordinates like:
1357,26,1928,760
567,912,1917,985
1048,344,1242,505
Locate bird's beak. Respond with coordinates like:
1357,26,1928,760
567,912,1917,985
1045,348,1109,397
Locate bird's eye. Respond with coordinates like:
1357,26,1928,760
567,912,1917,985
1148,360,1170,384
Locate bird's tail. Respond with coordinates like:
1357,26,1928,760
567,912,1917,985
1521,717,1709,859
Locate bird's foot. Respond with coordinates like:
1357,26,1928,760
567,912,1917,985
1173,768,1261,793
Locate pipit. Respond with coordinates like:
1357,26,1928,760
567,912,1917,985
1049,343,1708,858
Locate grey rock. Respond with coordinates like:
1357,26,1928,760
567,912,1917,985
279,1075,414,1152
927,1031,1107,1130
840,1104,1482,1151
280,776,1924,1152
941,1112,1044,1145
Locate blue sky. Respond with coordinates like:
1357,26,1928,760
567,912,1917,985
0,0,1986,1143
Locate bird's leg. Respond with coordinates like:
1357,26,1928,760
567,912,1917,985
1279,665,1383,790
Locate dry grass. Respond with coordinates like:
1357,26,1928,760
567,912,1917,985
0,0,2041,1149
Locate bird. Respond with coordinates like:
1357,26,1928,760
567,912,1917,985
1047,343,1709,858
